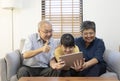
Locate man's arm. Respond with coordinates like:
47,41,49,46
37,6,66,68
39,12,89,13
23,48,43,59
23,40,50,59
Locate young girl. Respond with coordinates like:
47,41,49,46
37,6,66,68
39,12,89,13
54,33,81,76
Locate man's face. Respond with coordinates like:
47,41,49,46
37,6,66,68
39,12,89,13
61,45,74,54
82,29,95,44
39,23,53,42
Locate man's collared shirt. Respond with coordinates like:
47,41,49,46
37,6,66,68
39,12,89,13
22,33,59,67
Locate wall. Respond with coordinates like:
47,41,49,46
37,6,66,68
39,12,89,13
0,0,120,58
0,9,12,57
13,0,41,50
0,0,41,58
83,0,120,51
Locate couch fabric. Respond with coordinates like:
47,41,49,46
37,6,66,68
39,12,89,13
0,49,120,81
0,50,22,81
102,49,120,79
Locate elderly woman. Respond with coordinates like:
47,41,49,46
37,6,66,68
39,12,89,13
74,21,106,76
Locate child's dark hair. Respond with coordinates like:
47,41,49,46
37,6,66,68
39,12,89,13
60,33,75,47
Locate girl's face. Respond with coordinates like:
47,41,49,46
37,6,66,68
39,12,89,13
61,45,74,54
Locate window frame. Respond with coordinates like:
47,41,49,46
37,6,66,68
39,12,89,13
41,0,83,38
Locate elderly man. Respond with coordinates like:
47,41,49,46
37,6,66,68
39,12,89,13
17,20,60,79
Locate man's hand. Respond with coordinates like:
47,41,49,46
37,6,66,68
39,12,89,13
42,40,50,53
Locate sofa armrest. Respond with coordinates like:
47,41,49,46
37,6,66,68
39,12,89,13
103,49,120,79
0,58,8,81
4,50,23,81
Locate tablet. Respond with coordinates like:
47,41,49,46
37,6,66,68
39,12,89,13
59,52,83,69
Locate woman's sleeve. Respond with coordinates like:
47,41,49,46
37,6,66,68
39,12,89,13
94,39,105,62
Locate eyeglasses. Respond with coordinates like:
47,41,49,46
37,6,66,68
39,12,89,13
40,30,53,34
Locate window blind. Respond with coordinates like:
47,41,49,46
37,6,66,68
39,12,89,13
42,0,83,38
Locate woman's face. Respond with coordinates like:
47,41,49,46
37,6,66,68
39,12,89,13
82,28,95,44
61,45,74,54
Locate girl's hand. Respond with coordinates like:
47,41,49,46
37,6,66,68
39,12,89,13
52,59,65,70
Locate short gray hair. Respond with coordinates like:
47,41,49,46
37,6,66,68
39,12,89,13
38,20,52,31
81,21,96,32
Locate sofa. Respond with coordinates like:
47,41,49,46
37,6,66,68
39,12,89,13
0,49,120,81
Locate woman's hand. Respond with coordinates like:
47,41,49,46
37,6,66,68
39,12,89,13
81,58,98,71
80,62,89,71
71,58,85,71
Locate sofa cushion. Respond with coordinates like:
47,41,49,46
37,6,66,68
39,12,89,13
10,75,18,81
100,71,118,79
103,49,120,79
5,50,22,81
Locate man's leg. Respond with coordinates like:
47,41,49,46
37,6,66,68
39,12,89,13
59,70,71,77
17,66,32,79
17,66,44,79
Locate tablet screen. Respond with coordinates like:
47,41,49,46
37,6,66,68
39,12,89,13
59,52,83,69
